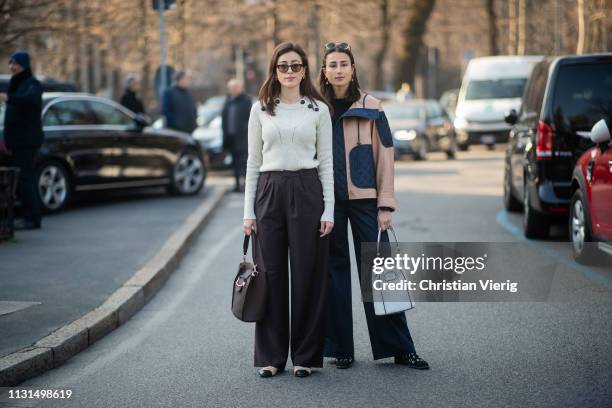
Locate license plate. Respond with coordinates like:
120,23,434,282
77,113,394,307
480,135,495,144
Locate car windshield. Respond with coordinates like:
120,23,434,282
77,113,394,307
552,62,612,131
465,78,527,100
383,104,423,120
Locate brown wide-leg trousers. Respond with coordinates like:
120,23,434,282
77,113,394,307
253,168,330,369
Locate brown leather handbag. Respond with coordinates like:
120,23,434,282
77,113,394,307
231,233,268,322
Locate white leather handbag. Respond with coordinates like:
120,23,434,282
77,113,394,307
372,227,415,316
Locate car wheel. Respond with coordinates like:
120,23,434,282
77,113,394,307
486,144,495,151
167,150,206,196
523,181,549,239
503,162,522,212
569,189,599,264
37,161,72,214
458,143,469,151
413,136,428,161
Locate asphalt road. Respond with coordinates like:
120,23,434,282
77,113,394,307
5,147,612,408
0,183,221,358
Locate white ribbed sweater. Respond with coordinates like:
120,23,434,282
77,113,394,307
243,99,334,222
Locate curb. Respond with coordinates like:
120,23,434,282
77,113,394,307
0,184,229,386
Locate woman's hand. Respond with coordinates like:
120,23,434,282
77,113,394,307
319,221,334,237
243,219,257,236
378,209,392,231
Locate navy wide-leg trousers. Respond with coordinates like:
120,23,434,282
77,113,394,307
325,199,416,360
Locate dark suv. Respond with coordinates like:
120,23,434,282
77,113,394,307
0,74,78,93
503,53,612,238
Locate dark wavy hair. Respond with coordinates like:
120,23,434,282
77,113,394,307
258,41,328,116
319,43,362,105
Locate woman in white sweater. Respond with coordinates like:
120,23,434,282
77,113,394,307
242,42,334,378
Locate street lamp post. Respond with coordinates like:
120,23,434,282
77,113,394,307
152,0,175,98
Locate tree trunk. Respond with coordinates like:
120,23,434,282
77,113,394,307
517,0,526,55
307,0,321,74
177,0,187,68
485,0,499,55
139,0,151,107
267,0,279,56
395,0,437,90
507,0,516,54
576,0,585,54
373,0,390,90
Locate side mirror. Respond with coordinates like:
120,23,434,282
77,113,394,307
590,119,611,144
504,109,518,125
134,113,151,127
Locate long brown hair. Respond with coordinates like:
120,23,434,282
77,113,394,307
319,44,362,105
259,41,328,116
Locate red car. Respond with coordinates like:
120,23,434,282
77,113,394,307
570,119,612,263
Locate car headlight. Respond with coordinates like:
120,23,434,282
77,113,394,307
394,129,417,141
152,118,164,129
453,117,468,129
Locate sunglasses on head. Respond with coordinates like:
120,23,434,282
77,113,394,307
324,42,351,52
276,63,303,73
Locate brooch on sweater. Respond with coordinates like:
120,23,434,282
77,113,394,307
261,98,320,112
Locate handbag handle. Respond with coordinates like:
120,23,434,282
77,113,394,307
242,234,250,261
376,226,399,256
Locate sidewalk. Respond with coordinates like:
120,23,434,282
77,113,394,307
0,180,229,383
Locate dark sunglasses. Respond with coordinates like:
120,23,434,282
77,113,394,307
276,63,303,73
324,42,351,52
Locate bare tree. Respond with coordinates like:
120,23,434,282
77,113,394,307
485,0,499,55
267,0,280,56
307,0,322,73
395,0,437,90
139,0,152,104
584,0,609,53
577,0,586,53
507,0,517,54
373,0,390,90
517,0,526,55
0,0,63,48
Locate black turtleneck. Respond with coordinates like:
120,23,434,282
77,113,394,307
331,97,352,126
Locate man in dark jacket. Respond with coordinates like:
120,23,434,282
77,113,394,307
120,76,145,114
0,51,43,230
161,70,197,134
221,79,251,192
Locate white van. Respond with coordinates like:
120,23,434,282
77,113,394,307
454,55,543,150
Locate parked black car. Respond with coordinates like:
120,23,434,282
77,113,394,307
384,100,457,160
0,74,78,93
0,93,207,213
503,53,612,238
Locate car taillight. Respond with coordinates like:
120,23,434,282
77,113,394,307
536,120,553,160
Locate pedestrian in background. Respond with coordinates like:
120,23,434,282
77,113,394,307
221,79,252,192
161,70,197,134
120,76,145,115
396,82,414,102
243,41,334,379
0,51,43,230
319,42,429,370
